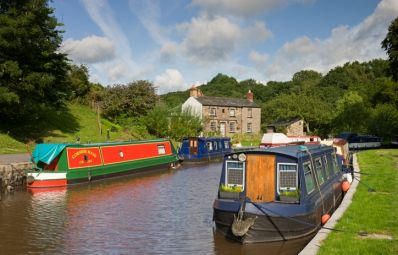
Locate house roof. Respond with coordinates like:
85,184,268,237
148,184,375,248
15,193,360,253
267,118,302,127
193,96,259,108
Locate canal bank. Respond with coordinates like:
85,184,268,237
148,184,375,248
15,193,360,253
299,154,360,255
0,153,32,194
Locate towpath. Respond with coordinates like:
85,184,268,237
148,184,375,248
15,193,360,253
0,153,30,164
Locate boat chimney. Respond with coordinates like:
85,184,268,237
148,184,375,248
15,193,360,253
247,90,253,102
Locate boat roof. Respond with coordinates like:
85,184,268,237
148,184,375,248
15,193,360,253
32,138,170,165
183,137,230,141
232,144,333,159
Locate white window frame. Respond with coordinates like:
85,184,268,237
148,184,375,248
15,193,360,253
314,158,325,185
210,121,217,132
229,108,236,117
229,122,236,133
277,163,298,193
210,107,217,116
248,108,252,118
246,123,252,133
225,160,245,190
206,141,213,151
157,145,166,155
303,161,315,194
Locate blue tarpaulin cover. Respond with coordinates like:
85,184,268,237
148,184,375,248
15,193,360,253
32,144,68,165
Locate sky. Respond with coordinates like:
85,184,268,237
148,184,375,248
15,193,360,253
52,0,398,94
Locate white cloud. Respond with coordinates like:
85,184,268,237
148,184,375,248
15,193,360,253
249,50,269,68
81,0,143,84
154,69,185,93
61,36,115,63
178,14,272,63
265,0,397,81
191,0,315,17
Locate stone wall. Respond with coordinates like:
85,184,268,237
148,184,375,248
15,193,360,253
0,162,32,194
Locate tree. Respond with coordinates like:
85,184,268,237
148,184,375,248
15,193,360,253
368,104,398,140
0,0,70,121
382,17,398,81
101,81,158,121
333,91,370,134
67,64,91,100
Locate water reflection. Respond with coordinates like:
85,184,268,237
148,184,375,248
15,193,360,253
0,163,311,254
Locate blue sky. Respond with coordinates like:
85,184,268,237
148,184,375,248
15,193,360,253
52,0,398,94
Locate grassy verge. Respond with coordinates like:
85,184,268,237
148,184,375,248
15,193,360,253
318,149,398,255
0,103,133,154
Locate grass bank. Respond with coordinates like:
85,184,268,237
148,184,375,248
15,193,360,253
0,103,133,154
318,149,398,255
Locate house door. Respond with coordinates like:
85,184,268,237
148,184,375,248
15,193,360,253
246,154,276,202
220,122,226,136
189,138,198,154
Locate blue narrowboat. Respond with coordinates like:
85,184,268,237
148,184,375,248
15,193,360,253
213,144,348,244
178,137,233,163
337,132,381,149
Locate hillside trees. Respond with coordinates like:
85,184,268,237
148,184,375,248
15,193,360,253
0,0,70,121
382,17,398,81
100,81,158,122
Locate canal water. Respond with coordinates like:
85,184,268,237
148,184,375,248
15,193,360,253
0,163,312,254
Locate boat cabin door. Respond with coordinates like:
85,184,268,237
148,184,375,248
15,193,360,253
246,154,276,202
189,138,198,155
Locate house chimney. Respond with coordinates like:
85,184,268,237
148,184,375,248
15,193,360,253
190,85,198,97
247,90,253,102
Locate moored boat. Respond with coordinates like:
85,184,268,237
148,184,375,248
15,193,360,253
337,132,381,149
27,139,180,188
178,137,232,163
213,144,346,244
260,133,321,147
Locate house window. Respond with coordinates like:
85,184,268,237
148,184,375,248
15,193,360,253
248,108,252,118
157,145,166,155
303,162,315,194
229,122,236,133
314,158,325,184
246,123,252,133
210,108,216,116
225,161,245,189
229,108,235,117
222,109,225,113
210,121,217,132
277,163,298,193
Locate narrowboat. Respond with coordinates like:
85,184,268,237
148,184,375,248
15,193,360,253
260,133,321,147
27,139,180,188
321,138,353,183
337,132,381,149
178,137,232,163
213,144,347,244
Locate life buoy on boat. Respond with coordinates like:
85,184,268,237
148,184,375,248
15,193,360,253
26,175,35,185
321,214,331,225
341,180,350,192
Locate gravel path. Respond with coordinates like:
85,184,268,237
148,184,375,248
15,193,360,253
0,153,31,164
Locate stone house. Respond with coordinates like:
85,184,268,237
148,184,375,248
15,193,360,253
182,87,261,136
266,118,305,136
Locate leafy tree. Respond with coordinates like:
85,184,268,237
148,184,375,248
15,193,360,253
0,0,70,121
67,64,91,100
333,91,369,134
101,81,158,121
143,104,169,138
368,104,398,139
168,108,202,141
382,17,398,81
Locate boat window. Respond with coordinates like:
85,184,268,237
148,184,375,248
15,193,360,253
224,141,230,149
218,141,222,150
303,162,315,194
206,142,213,151
332,153,340,174
323,155,330,179
157,145,166,155
314,158,325,184
214,141,218,150
277,163,298,193
225,160,245,190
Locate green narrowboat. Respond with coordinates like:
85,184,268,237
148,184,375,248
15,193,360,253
27,139,180,188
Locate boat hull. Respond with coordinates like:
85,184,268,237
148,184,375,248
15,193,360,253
213,208,319,244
